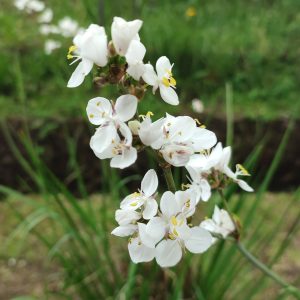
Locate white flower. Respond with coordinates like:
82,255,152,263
141,191,212,267
44,40,61,55
58,17,80,37
39,24,59,35
90,123,137,169
15,0,45,13
111,16,143,56
112,224,155,264
86,94,138,128
139,114,217,167
38,8,53,23
200,206,235,242
138,115,165,146
120,169,158,219
125,40,146,80
191,99,204,113
67,24,108,88
142,56,179,105
187,142,254,192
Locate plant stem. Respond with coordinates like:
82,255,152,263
236,242,300,299
162,166,176,193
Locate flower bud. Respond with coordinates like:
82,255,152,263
108,40,117,56
128,120,141,135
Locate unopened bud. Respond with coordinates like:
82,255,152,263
108,40,116,56
93,76,107,87
128,120,141,135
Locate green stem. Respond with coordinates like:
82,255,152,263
236,242,300,299
162,166,176,193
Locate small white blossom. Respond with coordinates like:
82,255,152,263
187,142,254,192
139,114,217,167
112,224,155,263
90,122,137,169
111,17,143,56
58,17,81,37
15,0,45,13
120,169,158,219
141,191,212,267
38,8,53,23
192,99,204,113
200,206,235,242
67,24,108,88
44,40,61,55
86,94,138,128
39,24,59,35
142,56,179,105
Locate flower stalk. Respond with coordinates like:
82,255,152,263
236,242,300,299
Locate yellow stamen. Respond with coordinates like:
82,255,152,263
139,111,154,120
185,7,197,17
162,77,170,87
171,216,178,226
236,164,250,176
168,233,176,240
130,202,138,207
89,114,94,118
173,228,179,236
131,192,141,197
67,45,77,60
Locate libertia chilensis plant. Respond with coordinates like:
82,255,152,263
64,16,300,296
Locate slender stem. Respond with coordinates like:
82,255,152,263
236,242,300,299
162,166,176,193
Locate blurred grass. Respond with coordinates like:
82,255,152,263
0,0,299,120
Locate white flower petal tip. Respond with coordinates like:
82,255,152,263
185,227,213,253
128,237,155,264
155,240,182,268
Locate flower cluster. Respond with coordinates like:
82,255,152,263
14,0,83,54
66,17,254,267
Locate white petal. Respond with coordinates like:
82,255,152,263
111,17,143,55
155,239,182,268
115,94,138,122
111,224,137,237
159,84,179,105
119,122,133,145
110,146,137,169
79,24,108,66
142,64,158,86
161,144,193,167
200,179,211,202
141,169,158,197
192,128,217,151
86,97,112,125
237,179,254,192
138,223,157,248
67,61,88,88
115,209,141,226
125,40,146,65
128,237,155,263
160,191,180,218
138,117,164,147
156,56,172,79
120,194,144,211
90,125,117,155
142,198,158,220
200,219,218,233
146,217,166,242
185,227,213,254
127,63,146,81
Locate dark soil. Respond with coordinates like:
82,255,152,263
1,116,299,195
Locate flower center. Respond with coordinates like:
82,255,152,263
67,45,77,60
162,70,176,88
